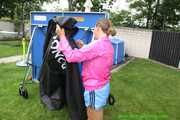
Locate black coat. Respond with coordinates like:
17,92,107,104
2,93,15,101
39,17,87,120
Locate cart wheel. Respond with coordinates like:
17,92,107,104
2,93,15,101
22,88,28,99
19,85,23,96
108,94,115,106
19,86,28,99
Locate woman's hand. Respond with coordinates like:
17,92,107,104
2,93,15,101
75,40,84,48
56,24,65,38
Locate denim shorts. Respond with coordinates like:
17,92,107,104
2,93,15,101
84,83,110,110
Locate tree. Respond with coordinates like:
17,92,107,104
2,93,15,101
128,0,156,28
14,0,48,36
154,0,180,31
68,0,73,11
71,0,114,12
0,0,48,36
110,10,133,27
0,0,17,19
152,0,160,28
0,0,47,20
128,0,180,31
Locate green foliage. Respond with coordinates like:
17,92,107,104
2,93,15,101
0,0,48,35
71,0,85,11
153,0,180,31
129,0,156,28
127,0,180,31
0,0,17,19
0,0,47,20
71,0,113,12
110,10,133,27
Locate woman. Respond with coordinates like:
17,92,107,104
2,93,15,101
56,19,115,120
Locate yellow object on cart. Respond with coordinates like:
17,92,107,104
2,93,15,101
22,38,26,59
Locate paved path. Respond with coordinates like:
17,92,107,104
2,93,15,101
111,57,135,73
0,55,23,64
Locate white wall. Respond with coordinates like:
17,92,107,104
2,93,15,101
0,21,15,32
0,21,17,40
116,27,152,58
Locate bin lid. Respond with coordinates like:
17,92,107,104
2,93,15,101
110,37,124,43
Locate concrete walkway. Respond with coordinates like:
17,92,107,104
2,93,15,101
0,55,23,64
111,57,135,73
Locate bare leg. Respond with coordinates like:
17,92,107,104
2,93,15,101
87,107,103,120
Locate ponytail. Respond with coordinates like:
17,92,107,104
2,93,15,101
107,27,116,36
96,19,116,36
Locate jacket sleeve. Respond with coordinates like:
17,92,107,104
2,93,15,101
58,36,104,63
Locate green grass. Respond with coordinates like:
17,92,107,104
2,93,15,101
0,59,179,120
0,64,69,120
0,40,22,58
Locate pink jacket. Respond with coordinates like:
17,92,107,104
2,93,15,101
58,36,114,91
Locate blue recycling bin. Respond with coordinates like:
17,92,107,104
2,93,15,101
30,11,108,80
111,37,125,64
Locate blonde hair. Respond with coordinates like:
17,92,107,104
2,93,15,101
96,19,116,36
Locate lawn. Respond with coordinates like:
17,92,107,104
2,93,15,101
0,58,179,120
0,40,22,58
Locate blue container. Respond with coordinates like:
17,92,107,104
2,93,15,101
111,38,125,64
30,11,108,80
31,26,47,80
